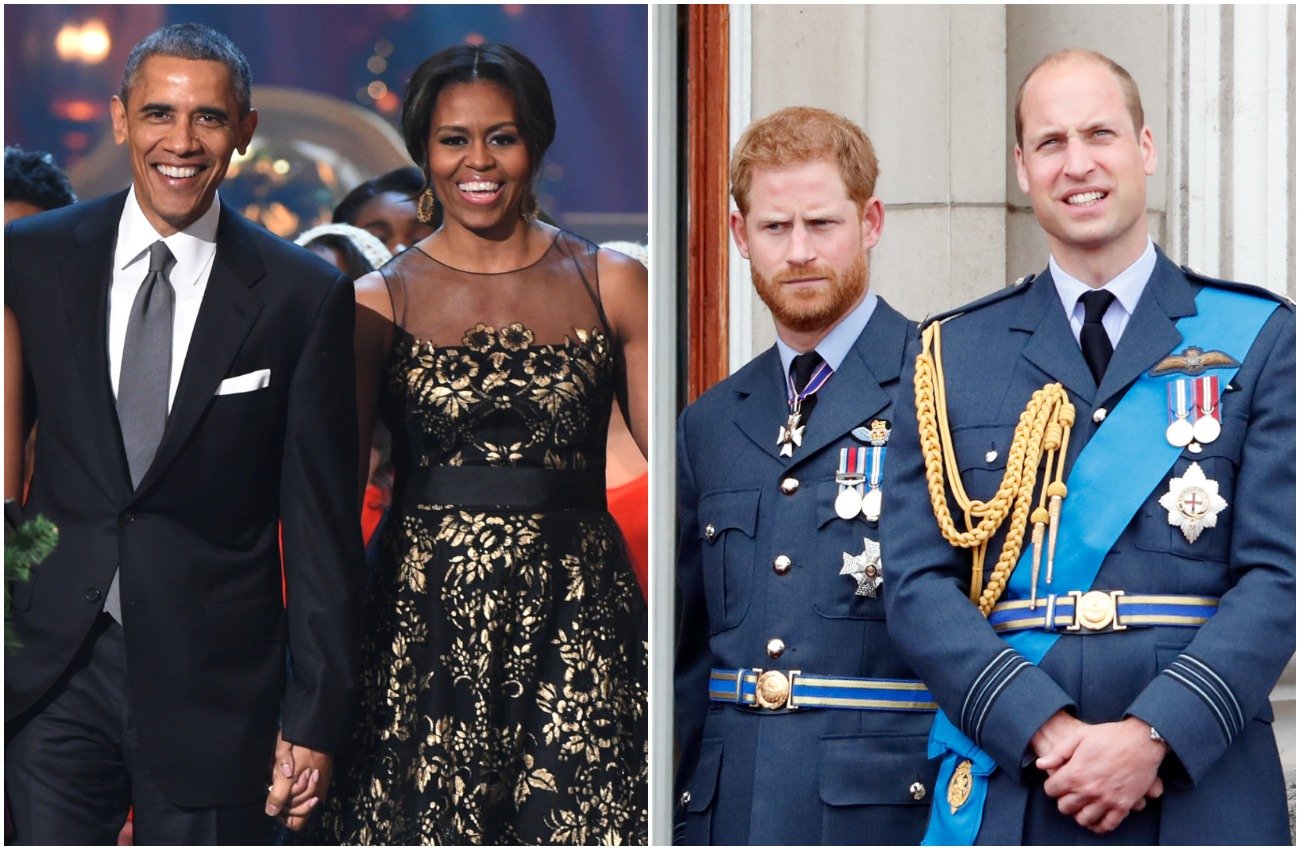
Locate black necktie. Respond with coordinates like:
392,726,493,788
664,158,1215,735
791,351,824,420
1078,290,1116,386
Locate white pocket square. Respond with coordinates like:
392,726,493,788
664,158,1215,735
215,368,271,396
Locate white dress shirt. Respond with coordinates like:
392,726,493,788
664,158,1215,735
108,189,220,408
1049,238,1156,349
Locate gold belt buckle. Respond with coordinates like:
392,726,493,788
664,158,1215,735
751,669,800,710
1066,590,1126,632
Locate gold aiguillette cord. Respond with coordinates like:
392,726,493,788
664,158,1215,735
913,321,1076,616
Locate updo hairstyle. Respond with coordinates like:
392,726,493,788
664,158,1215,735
401,43,556,203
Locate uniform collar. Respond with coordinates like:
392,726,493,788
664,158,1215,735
114,187,221,287
1049,237,1155,320
775,291,878,379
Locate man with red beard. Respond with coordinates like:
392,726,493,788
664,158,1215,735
673,107,938,845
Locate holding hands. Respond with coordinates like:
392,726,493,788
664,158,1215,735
265,730,334,831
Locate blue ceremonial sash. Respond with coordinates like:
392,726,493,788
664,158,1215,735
923,286,1279,845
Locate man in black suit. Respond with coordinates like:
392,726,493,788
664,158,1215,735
4,23,363,844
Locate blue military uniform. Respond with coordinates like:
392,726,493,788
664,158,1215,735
881,247,1294,844
675,296,939,844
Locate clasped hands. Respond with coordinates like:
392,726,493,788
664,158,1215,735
1030,711,1167,835
264,730,333,831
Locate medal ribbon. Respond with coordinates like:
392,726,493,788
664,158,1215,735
1195,375,1220,422
787,360,834,411
1166,378,1191,424
838,446,867,479
868,446,886,489
923,285,1280,846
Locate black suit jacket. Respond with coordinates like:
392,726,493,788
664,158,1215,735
5,190,365,808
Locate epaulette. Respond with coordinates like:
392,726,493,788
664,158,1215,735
919,272,1038,330
1180,265,1294,311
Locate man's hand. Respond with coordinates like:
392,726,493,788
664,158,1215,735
1039,716,1166,834
1029,709,1087,764
265,730,333,831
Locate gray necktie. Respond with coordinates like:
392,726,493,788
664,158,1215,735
107,240,175,621
117,240,176,486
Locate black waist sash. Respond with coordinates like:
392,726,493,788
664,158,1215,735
404,465,608,512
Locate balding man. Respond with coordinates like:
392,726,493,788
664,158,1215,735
883,49,1293,844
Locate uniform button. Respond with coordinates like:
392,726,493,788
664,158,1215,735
704,523,716,541
780,477,799,495
85,587,101,602
910,781,927,800
679,790,691,807
123,512,135,523
1093,407,1107,424
766,638,785,659
984,450,998,463
773,555,792,575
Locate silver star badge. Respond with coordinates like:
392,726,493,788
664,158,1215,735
841,537,884,598
1158,461,1228,543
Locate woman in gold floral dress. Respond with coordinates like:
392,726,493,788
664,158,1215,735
313,43,648,844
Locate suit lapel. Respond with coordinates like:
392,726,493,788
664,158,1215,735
731,347,789,462
59,192,134,493
135,207,265,495
1095,252,1195,403
792,298,907,466
1015,270,1099,403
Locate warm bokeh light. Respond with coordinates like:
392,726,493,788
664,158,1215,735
52,98,105,122
464,32,485,46
366,55,387,74
54,20,111,64
367,80,388,100
374,90,400,114
62,131,90,151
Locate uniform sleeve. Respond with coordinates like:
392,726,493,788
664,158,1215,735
278,271,367,752
882,335,1075,776
1126,306,1296,784
673,404,711,837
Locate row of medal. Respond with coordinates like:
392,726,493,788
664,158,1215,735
1164,375,1222,451
836,420,890,598
834,419,890,520
1161,375,1228,544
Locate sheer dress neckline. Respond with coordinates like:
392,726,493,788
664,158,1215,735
414,226,565,276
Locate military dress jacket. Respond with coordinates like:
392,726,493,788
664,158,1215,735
881,249,1294,844
675,298,938,845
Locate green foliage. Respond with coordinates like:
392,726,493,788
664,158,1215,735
6,515,58,652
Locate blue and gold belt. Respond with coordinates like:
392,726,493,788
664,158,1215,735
989,591,1218,634
709,667,938,712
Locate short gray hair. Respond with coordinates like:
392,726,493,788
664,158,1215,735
120,23,253,114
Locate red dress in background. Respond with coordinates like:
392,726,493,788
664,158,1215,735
607,472,648,599
360,481,389,546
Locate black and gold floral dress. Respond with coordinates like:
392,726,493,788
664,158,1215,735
316,228,648,845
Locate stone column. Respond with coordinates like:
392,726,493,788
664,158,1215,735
1168,4,1295,298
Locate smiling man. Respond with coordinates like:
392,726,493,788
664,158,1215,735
882,49,1294,844
4,23,363,843
674,107,937,845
